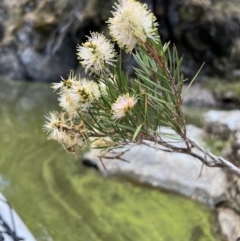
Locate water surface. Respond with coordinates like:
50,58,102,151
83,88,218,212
0,80,221,241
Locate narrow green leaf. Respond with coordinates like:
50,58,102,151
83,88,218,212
104,119,136,132
132,124,143,141
162,42,171,53
138,80,172,100
135,70,173,95
182,63,205,97
146,92,175,108
144,93,148,120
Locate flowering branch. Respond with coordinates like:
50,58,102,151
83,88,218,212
43,0,240,177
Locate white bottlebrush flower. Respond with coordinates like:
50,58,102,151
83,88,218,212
112,93,137,120
62,133,84,151
43,111,65,141
107,0,159,53
70,78,101,112
51,70,77,92
58,92,79,117
88,81,102,101
76,32,116,73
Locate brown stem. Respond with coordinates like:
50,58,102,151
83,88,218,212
144,42,186,136
144,42,177,94
143,137,240,177
97,133,240,177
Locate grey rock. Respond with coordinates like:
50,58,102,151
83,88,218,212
0,0,97,82
20,36,77,82
204,121,231,141
223,132,240,164
203,110,240,138
204,110,240,130
0,0,240,82
0,48,26,80
203,109,240,218
84,125,227,205
168,0,240,78
182,84,217,107
222,131,240,214
218,207,240,241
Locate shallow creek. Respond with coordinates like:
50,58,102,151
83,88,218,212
0,80,221,241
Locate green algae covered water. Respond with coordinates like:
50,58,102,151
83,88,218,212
0,80,221,241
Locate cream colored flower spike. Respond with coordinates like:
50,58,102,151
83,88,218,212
112,93,137,120
107,0,158,53
76,32,116,74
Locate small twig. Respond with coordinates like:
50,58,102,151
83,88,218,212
99,157,107,170
197,163,204,179
144,135,240,177
97,148,131,169
103,155,129,163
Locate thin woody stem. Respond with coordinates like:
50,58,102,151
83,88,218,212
144,42,186,136
98,136,240,177
188,143,240,176
144,136,240,177
144,42,177,95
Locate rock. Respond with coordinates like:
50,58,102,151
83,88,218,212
163,0,240,78
20,36,77,82
203,109,240,215
222,131,240,214
204,121,231,141
83,125,227,205
231,39,240,68
182,84,217,107
225,173,240,215
0,0,240,82
0,0,98,82
175,0,240,77
218,207,240,241
223,132,240,165
0,48,26,80
203,110,240,138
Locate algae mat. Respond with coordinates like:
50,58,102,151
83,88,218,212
0,80,221,241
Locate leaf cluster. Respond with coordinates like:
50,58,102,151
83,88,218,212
82,37,191,147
